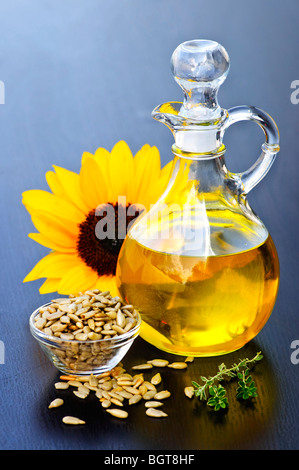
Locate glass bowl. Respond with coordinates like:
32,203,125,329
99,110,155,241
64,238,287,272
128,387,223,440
29,302,141,376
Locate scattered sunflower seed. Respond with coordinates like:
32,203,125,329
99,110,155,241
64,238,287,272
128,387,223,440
151,373,162,385
154,390,171,400
167,362,188,369
62,416,86,425
101,399,111,408
73,390,88,399
146,408,168,418
142,390,157,400
54,382,69,390
49,349,189,425
184,386,194,399
147,359,169,367
144,400,164,408
106,409,128,419
128,394,142,405
132,363,153,370
48,398,64,409
185,356,194,362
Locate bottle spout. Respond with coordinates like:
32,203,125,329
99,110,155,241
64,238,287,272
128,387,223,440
152,39,230,154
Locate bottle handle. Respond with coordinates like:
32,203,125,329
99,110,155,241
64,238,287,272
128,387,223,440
223,105,280,194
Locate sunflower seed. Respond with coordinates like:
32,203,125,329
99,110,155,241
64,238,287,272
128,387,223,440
146,408,168,418
35,317,47,330
116,310,126,328
73,390,88,399
117,390,134,400
62,416,85,425
68,304,78,314
54,382,69,390
167,362,188,369
60,333,75,340
76,307,90,316
128,394,142,405
48,398,64,408
108,391,124,401
133,377,144,388
142,390,156,400
68,313,80,323
101,399,111,408
117,379,135,386
68,380,82,387
151,373,162,385
154,390,171,400
89,374,98,387
87,318,95,330
110,398,123,407
59,304,74,313
123,386,141,395
51,322,67,333
185,356,194,362
78,385,90,395
81,311,96,320
87,332,102,340
144,400,163,408
132,363,153,370
147,359,169,367
143,381,156,391
106,409,128,419
184,386,194,399
60,315,71,324
111,325,126,335
74,333,88,341
100,380,113,391
138,384,148,395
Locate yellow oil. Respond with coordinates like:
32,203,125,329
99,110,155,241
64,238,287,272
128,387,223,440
116,234,279,356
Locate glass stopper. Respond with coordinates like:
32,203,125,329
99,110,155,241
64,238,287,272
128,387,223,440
170,39,230,121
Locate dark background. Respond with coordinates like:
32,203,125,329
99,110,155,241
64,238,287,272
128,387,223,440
0,0,298,451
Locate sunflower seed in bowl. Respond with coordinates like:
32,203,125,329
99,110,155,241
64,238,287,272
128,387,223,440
29,289,141,376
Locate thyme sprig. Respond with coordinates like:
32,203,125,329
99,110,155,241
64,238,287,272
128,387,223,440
191,351,263,411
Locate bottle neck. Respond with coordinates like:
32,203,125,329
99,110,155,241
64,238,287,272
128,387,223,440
170,145,228,194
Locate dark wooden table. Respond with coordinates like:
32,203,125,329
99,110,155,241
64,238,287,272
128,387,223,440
0,0,298,452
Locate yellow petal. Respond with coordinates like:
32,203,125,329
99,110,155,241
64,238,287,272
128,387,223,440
160,159,174,184
58,264,99,295
53,165,90,214
79,156,110,210
22,190,85,225
28,233,77,253
93,147,110,166
46,171,65,198
39,278,61,294
108,141,135,204
81,151,95,166
134,145,161,208
30,212,78,248
23,252,82,282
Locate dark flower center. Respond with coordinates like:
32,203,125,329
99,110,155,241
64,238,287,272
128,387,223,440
77,203,142,276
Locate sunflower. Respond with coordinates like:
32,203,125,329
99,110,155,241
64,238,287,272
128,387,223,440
22,141,172,296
